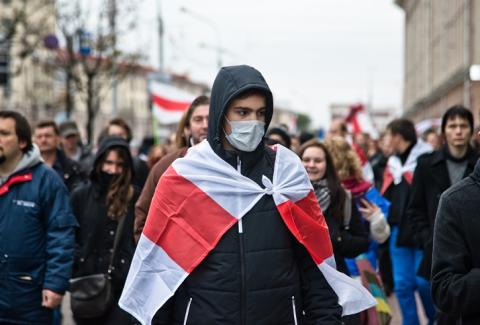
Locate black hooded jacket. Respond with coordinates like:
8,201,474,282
153,66,341,325
71,137,139,299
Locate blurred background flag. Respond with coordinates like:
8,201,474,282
345,103,379,140
149,80,194,124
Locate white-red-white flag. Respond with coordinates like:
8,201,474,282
119,141,376,324
381,140,432,194
149,81,195,124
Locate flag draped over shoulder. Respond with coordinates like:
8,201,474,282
119,141,376,324
381,140,432,194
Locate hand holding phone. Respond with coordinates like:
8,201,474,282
358,199,380,221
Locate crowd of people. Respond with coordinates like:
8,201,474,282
1,65,479,325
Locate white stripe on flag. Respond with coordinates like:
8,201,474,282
172,141,266,219
318,257,377,315
152,107,184,124
272,145,312,205
149,82,196,102
119,234,188,325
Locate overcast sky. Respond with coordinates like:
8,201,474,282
127,0,404,129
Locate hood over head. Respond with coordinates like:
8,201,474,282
207,65,274,160
91,136,134,181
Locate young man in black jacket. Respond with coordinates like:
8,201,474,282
409,106,476,280
409,106,477,324
381,119,436,325
124,65,348,324
34,120,87,192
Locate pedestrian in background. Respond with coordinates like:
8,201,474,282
58,120,94,174
300,140,370,275
409,105,477,324
33,120,86,192
300,139,371,325
134,95,210,242
0,111,77,324
381,119,436,325
70,136,138,325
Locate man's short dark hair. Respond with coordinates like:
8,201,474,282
441,105,474,134
0,110,33,153
387,118,417,143
35,120,59,135
108,117,132,143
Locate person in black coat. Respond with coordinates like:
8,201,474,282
409,106,477,281
431,159,480,325
152,65,342,324
71,136,138,325
33,120,87,192
300,140,370,325
381,119,436,325
409,106,477,325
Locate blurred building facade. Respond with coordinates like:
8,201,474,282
396,0,480,122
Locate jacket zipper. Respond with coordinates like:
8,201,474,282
237,156,246,325
291,296,298,325
183,297,192,325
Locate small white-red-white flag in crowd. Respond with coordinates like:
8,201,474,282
149,80,195,124
381,140,432,194
345,103,379,140
119,141,376,325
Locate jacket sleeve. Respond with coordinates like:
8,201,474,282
134,162,164,242
330,202,369,258
294,241,342,324
407,161,430,247
134,153,180,243
369,211,390,244
431,193,480,316
41,171,78,294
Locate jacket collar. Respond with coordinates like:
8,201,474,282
472,158,480,181
430,145,477,168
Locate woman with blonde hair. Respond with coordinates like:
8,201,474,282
324,136,390,243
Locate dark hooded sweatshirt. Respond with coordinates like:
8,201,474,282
152,65,341,325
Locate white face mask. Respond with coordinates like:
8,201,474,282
224,118,265,152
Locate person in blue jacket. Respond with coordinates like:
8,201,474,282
0,110,77,324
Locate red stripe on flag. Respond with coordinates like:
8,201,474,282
152,94,191,112
381,169,393,195
143,167,237,273
277,191,333,265
403,171,413,185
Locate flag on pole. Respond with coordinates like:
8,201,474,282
149,80,195,124
345,103,379,139
119,141,376,324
